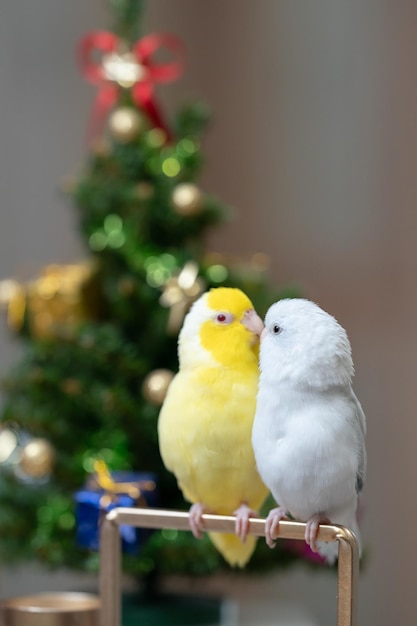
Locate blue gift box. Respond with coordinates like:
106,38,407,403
75,464,158,554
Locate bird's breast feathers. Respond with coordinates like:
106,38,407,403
158,364,263,511
252,384,361,517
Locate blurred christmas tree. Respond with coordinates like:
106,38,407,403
0,0,304,587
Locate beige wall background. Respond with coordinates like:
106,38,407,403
0,1,416,625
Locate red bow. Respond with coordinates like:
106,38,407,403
77,31,185,142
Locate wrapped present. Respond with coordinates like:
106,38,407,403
75,460,158,554
0,260,101,339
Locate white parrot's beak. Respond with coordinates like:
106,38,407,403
242,309,265,338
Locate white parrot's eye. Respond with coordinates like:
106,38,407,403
215,312,234,325
272,324,282,334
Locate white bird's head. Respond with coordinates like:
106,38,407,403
260,298,354,388
178,287,263,371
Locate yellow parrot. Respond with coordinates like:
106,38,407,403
158,287,268,567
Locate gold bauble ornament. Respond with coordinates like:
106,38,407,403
171,183,203,216
118,277,136,296
0,427,19,464
134,181,154,201
108,107,148,143
19,438,55,478
251,252,271,271
142,369,175,405
61,378,82,396
92,138,112,157
159,261,206,334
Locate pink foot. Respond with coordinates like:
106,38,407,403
305,513,331,552
189,503,210,539
234,503,258,543
265,507,289,549
242,309,264,337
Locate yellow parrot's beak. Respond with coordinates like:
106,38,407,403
242,309,264,345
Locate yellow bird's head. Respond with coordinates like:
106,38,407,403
178,287,263,370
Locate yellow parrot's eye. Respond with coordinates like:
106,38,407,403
215,312,234,325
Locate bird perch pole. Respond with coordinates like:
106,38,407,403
99,508,359,626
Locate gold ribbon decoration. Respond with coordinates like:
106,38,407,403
92,460,156,509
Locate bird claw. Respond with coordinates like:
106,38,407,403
234,503,257,543
305,514,331,552
265,507,289,549
189,503,208,539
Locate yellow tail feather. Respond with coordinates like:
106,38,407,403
208,531,257,568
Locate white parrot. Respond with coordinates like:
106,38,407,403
250,298,366,564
